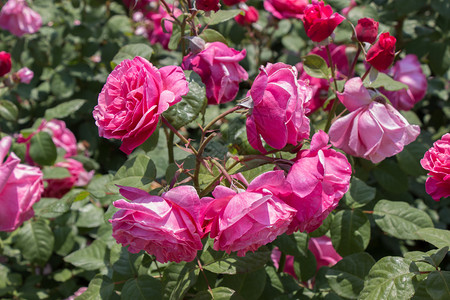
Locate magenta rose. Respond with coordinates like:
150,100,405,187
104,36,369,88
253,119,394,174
285,131,351,233
15,67,34,84
223,0,246,5
196,0,220,12
420,133,450,201
43,158,93,198
264,0,309,19
0,136,43,232
93,56,188,154
182,42,247,105
111,185,209,263
0,0,42,37
302,0,345,42
329,77,420,163
0,51,12,77
235,6,259,26
202,171,296,256
366,32,396,71
308,236,342,270
246,63,310,153
355,18,379,44
381,54,427,111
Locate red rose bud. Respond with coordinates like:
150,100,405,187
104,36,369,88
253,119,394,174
223,0,245,5
235,6,259,26
196,0,220,12
302,0,345,42
366,32,396,71
0,51,12,77
355,17,379,44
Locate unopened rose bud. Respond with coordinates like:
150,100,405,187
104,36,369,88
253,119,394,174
366,32,396,71
16,67,34,84
355,17,379,44
235,6,259,26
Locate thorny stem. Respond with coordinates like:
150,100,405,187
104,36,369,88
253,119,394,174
202,106,240,135
161,116,198,156
324,44,340,133
199,159,240,197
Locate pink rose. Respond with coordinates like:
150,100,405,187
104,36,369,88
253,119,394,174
15,67,34,84
0,0,42,37
111,185,208,263
302,0,345,42
0,136,43,232
381,54,427,111
329,77,420,163
0,51,11,77
43,158,93,199
65,287,88,300
93,57,189,154
284,131,351,233
264,0,309,20
420,133,450,201
202,171,296,256
235,6,259,26
366,32,396,71
246,63,311,153
182,42,247,105
308,236,342,270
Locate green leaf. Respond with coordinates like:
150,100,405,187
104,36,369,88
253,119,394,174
44,99,86,120
111,247,143,278
33,197,71,218
205,10,241,25
0,100,18,121
75,203,105,228
344,177,376,208
112,43,153,66
109,153,157,193
14,220,55,266
302,54,330,79
363,72,408,91
77,275,114,300
203,248,270,275
422,247,449,268
359,257,419,300
121,275,162,300
396,141,429,176
330,209,371,256
221,269,266,300
273,232,309,257
373,160,408,194
326,252,376,299
162,261,199,300
168,23,182,51
64,240,108,271
50,72,76,98
29,131,57,166
426,271,450,300
42,166,71,179
163,71,207,129
373,200,434,240
416,228,450,248
293,249,317,282
200,29,228,44
194,287,245,300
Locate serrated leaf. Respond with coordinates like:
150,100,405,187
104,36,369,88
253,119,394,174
330,209,371,256
373,200,434,240
77,275,114,300
205,10,241,25
326,252,376,299
110,153,157,192
29,131,57,166
344,177,376,208
64,240,108,271
122,275,162,300
302,54,330,79
0,100,18,121
203,248,270,275
44,99,86,120
200,28,227,44
162,261,199,300
426,271,450,300
14,220,55,266
111,43,153,66
416,228,450,248
359,257,419,300
363,72,408,91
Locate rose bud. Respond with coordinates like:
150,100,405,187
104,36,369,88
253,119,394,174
355,17,379,44
366,32,396,71
223,0,246,5
302,0,345,42
0,51,12,77
235,6,259,26
196,0,220,12
15,67,34,83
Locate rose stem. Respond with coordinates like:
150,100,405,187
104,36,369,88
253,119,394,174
324,44,341,133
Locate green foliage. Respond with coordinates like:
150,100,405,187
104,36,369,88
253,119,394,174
302,54,331,79
29,131,57,166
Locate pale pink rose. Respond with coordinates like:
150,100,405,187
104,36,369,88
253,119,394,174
285,131,351,233
202,171,296,256
309,236,342,270
111,185,208,263
0,0,42,37
65,287,87,300
43,158,92,198
93,56,189,154
329,77,420,163
246,63,311,153
271,247,297,278
264,0,309,19
420,133,450,201
182,42,248,105
15,67,34,84
0,136,43,232
381,54,427,111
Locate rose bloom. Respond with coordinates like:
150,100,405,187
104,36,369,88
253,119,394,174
420,133,450,201
93,56,188,154
111,186,209,263
182,42,247,105
235,6,259,26
355,18,379,44
329,77,420,163
223,0,246,5
202,171,296,256
0,136,43,232
366,32,396,71
308,236,342,270
0,51,12,77
264,0,309,20
246,63,311,153
302,0,345,42
196,0,220,12
0,0,42,37
15,67,34,84
285,130,351,233
381,54,427,111
43,158,93,199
